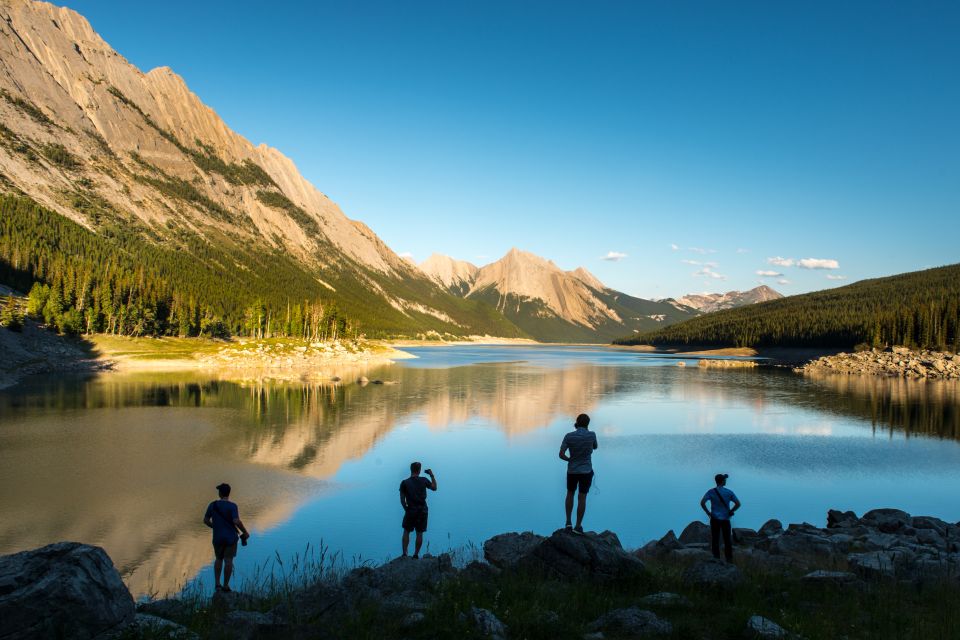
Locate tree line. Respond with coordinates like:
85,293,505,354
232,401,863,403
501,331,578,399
615,264,960,351
0,194,357,340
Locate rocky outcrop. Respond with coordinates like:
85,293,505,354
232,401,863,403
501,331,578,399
697,358,758,369
587,607,673,636
670,285,783,314
0,542,135,640
486,528,646,582
638,508,960,583
798,346,960,379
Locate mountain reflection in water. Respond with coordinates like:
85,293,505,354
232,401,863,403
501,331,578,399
0,349,957,597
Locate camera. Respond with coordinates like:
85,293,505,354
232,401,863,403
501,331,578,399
240,533,250,546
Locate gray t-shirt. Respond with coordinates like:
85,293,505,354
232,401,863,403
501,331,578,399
561,427,598,474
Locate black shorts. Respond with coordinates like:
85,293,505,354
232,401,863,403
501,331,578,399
402,508,428,533
567,471,594,494
213,542,237,560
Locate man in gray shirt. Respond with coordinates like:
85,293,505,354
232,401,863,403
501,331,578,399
559,413,598,534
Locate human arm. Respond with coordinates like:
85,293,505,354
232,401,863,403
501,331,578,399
232,504,249,540
559,434,571,461
730,494,741,516
400,486,409,510
425,469,438,491
203,504,214,528
593,432,598,450
700,495,711,518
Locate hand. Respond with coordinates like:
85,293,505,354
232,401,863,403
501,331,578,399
240,532,250,546
425,469,434,476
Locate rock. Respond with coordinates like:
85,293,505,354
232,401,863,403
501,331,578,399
801,570,859,587
758,519,783,537
588,607,672,636
269,580,346,623
861,509,911,533
483,531,546,569
512,529,647,581
343,553,455,601
400,612,426,628
746,615,788,639
679,520,711,545
582,633,605,640
847,551,902,579
638,592,692,608
915,528,946,549
681,559,743,588
911,516,949,535
356,376,369,385
827,509,859,528
768,531,836,558
330,376,341,382
459,560,501,584
669,547,714,562
470,606,508,640
0,542,135,640
656,529,683,551
129,613,198,639
734,528,761,545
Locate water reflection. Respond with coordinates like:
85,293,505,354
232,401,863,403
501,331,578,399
0,351,957,598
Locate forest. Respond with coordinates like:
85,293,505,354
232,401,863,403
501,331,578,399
615,264,960,351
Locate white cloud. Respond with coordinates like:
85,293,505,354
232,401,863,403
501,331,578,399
777,279,791,285
693,266,726,280
736,248,750,254
756,270,782,277
681,259,701,265
768,256,795,267
798,258,840,270
826,274,847,280
689,247,716,255
602,251,628,261
704,261,718,268
670,243,679,251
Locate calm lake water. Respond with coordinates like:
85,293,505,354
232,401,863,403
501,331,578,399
1,345,959,597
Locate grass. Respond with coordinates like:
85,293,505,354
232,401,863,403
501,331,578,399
128,542,960,640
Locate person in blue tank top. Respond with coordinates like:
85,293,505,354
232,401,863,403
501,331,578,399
700,473,741,562
559,413,598,534
203,483,250,592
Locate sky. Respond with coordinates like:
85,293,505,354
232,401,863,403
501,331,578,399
65,1,959,299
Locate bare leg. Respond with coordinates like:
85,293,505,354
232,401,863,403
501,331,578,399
565,490,575,526
223,558,234,589
214,558,223,588
414,532,424,558
402,530,410,556
576,492,587,528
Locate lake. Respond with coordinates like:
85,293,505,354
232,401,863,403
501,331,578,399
1,344,958,597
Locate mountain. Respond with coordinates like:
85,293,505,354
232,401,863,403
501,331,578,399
615,264,960,350
422,248,697,343
667,285,783,314
0,0,522,339
419,254,479,296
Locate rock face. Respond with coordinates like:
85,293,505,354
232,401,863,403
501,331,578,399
419,254,480,295
798,347,960,379
484,528,646,581
681,559,743,588
0,542,135,640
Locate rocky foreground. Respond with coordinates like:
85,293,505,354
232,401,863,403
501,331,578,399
797,346,960,379
2,508,959,639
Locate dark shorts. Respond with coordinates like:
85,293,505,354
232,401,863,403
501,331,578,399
213,542,238,560
402,508,428,533
567,471,594,494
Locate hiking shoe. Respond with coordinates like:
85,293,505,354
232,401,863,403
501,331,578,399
564,523,573,531
573,526,584,535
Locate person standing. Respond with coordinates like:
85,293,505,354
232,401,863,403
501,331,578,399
559,413,598,534
700,473,741,562
400,462,438,558
203,483,250,592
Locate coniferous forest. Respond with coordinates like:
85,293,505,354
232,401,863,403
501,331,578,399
615,264,960,351
0,194,355,338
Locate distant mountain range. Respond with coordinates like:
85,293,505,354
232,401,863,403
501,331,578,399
418,251,779,342
664,285,783,314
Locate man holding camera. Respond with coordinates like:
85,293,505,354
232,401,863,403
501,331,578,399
400,462,438,558
203,482,250,592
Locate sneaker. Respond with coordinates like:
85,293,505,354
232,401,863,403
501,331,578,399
564,523,573,531
573,526,584,535
221,586,232,593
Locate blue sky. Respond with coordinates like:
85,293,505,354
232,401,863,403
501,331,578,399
66,1,958,299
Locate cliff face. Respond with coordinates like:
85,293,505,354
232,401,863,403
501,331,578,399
419,253,479,295
0,0,519,337
671,285,784,314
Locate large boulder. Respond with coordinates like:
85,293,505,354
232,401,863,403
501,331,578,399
681,559,742,588
483,532,546,569
587,607,672,636
469,607,507,640
827,509,859,528
343,554,456,606
860,509,911,534
758,519,783,537
679,521,711,545
768,531,836,559
492,529,646,582
0,542,135,640
746,615,788,639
